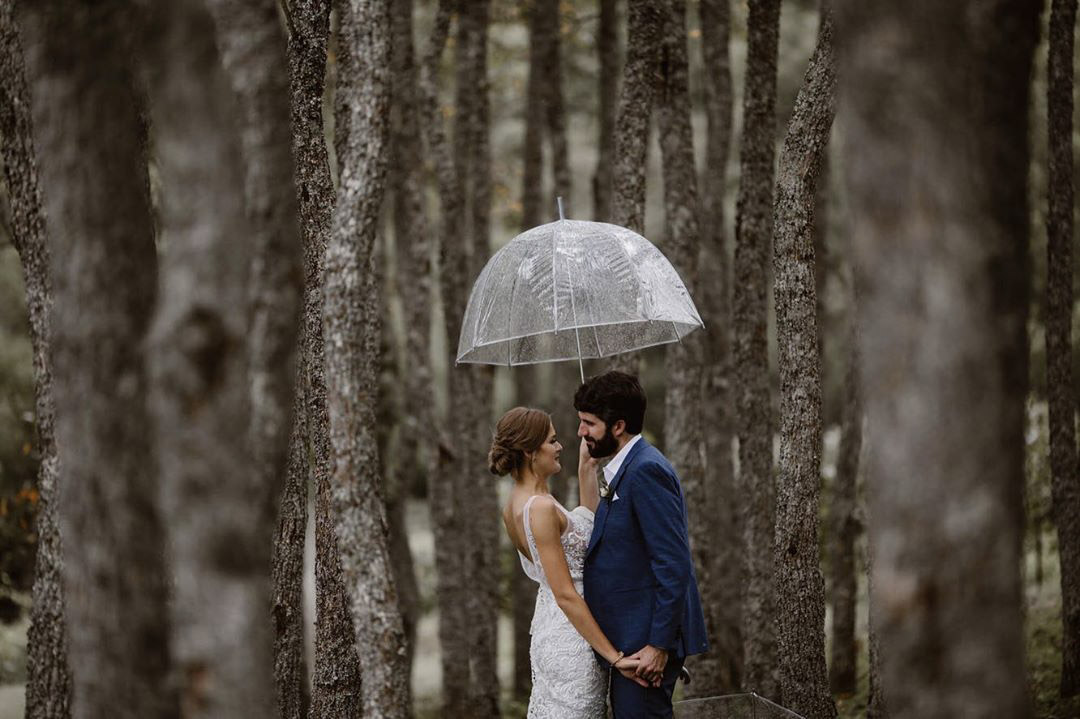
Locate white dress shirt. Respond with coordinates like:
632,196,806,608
602,433,643,493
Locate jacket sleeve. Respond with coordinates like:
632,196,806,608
631,459,692,651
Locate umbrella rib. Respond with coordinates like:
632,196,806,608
552,224,559,332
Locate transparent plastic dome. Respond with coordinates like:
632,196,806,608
457,219,703,367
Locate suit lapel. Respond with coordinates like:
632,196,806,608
586,438,649,558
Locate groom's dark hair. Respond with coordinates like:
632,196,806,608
574,371,646,435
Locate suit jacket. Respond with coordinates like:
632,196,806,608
583,438,708,660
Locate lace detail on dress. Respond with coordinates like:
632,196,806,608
518,496,607,719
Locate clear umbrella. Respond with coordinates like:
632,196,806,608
456,199,704,382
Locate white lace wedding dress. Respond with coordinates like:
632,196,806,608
518,495,608,719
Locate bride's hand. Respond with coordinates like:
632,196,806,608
614,657,649,687
579,438,597,477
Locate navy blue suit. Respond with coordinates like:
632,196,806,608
583,438,708,718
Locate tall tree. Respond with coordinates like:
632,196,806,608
281,2,366,716
206,2,307,714
654,0,710,698
836,0,1039,716
611,0,660,234
1046,0,1080,698
693,0,742,694
592,0,620,221
418,1,473,712
609,0,661,374
146,0,295,714
206,0,304,552
278,0,361,716
387,0,428,684
828,299,861,696
733,0,781,699
325,0,410,714
0,4,72,716
771,8,836,717
23,4,175,718
452,2,501,713
542,0,570,209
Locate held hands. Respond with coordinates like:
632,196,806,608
628,645,668,688
612,655,650,688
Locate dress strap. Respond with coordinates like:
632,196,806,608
521,494,542,564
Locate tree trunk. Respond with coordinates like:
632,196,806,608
23,4,174,718
611,0,659,235
1046,0,1080,698
147,1,297,716
693,0,741,695
0,5,72,716
452,3,501,713
206,2,306,713
828,304,860,696
387,0,428,689
592,0,619,221
522,0,545,232
377,228,419,716
655,0,709,697
835,1,1039,716
273,373,310,719
733,0,781,699
282,1,366,715
206,0,303,544
325,0,410,714
609,0,660,374
865,508,888,718
419,1,473,712
541,0,570,211
771,9,836,718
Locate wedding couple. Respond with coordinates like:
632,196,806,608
491,371,708,718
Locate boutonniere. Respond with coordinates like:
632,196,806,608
599,483,610,499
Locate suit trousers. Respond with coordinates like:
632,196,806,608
609,655,684,719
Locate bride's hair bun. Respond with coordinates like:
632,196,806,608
488,407,552,476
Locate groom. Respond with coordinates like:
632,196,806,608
577,371,708,718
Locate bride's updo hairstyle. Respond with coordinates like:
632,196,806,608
488,407,552,476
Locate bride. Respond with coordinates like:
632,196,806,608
490,406,648,718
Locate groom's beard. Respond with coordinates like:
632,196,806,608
586,427,619,459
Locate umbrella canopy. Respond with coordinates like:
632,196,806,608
456,218,703,375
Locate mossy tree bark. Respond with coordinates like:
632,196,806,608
1046,0,1080,698
771,8,837,717
23,3,175,717
694,0,742,694
324,0,410,714
0,4,72,716
733,0,781,699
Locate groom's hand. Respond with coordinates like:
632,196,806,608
630,645,668,686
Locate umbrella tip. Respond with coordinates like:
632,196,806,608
556,196,565,221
